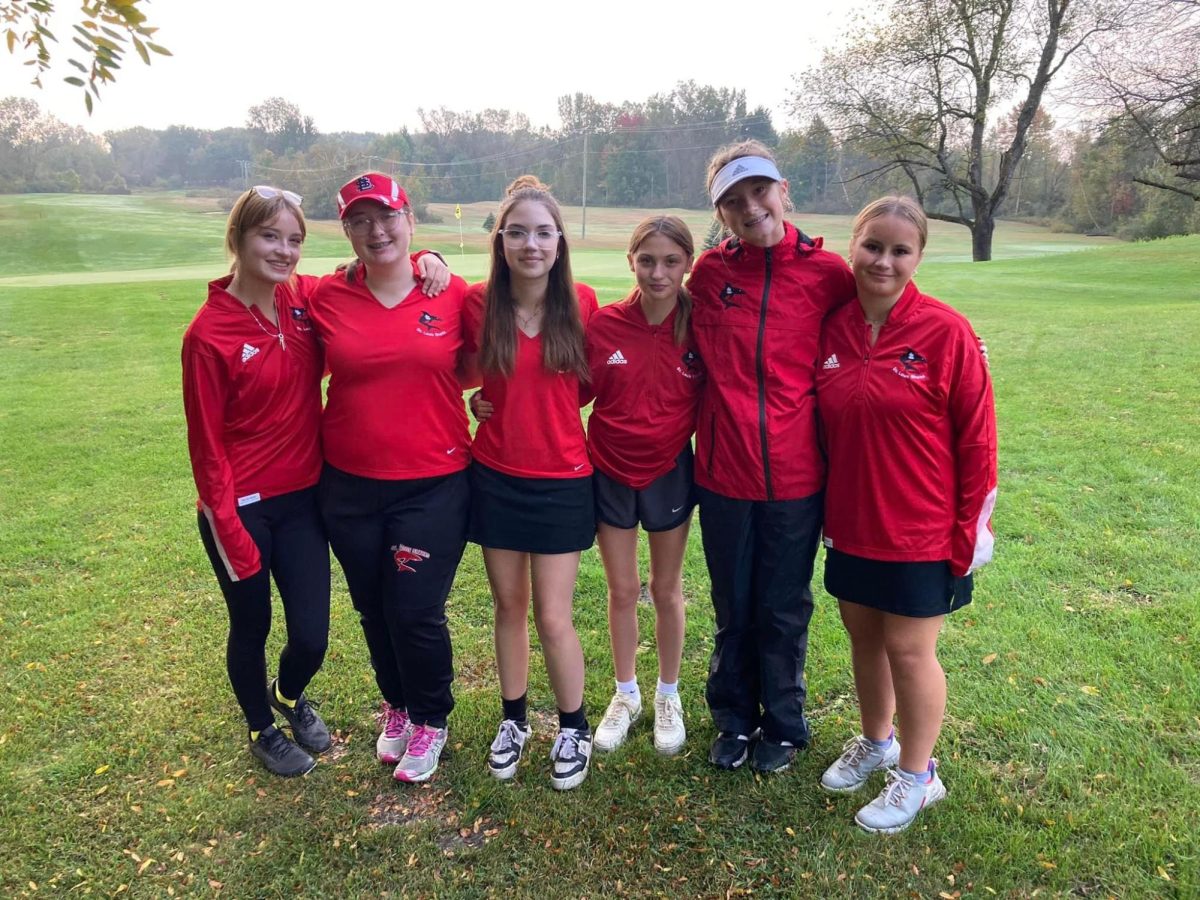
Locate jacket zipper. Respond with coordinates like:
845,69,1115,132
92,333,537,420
756,247,773,500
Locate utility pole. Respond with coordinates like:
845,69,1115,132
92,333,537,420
581,132,588,240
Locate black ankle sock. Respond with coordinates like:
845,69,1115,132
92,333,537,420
558,704,588,732
502,693,527,725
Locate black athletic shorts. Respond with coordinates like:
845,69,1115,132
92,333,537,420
824,547,973,618
468,462,595,554
594,445,695,532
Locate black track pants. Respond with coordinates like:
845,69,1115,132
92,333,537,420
699,488,822,745
319,465,468,728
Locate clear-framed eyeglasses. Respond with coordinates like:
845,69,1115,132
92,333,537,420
344,209,407,236
499,227,562,246
252,185,302,206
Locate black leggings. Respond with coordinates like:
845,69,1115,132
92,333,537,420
197,487,330,732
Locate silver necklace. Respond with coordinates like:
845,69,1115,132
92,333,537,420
515,304,544,330
247,302,285,350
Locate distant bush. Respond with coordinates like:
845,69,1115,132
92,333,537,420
103,175,131,195
482,212,496,232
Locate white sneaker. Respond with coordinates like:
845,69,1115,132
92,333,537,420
487,718,531,781
376,703,412,765
854,763,947,834
653,691,686,756
820,734,901,793
594,691,642,752
549,727,592,791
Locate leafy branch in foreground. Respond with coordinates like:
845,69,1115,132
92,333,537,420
1,0,171,113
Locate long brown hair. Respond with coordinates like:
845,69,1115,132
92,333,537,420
480,175,588,380
627,215,694,346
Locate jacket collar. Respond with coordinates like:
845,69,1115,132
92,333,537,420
723,221,823,263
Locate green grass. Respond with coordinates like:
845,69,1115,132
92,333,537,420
0,193,1197,897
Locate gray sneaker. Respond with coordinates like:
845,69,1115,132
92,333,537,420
268,678,331,753
854,763,946,834
820,734,901,793
249,724,316,778
393,724,448,784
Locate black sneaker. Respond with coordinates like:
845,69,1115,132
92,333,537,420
268,678,331,753
751,738,798,773
250,724,316,777
549,727,592,791
709,730,757,770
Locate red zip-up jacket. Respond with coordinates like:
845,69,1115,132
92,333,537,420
816,281,997,577
690,222,856,500
182,274,323,581
582,292,705,490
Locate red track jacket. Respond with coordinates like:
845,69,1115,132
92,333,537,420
182,274,323,581
816,281,998,577
689,222,856,500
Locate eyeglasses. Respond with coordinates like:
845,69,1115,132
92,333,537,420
344,210,407,236
499,227,562,246
252,185,302,205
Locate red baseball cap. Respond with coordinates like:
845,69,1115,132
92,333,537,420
336,173,409,219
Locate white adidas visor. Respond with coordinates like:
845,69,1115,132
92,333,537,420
710,156,783,206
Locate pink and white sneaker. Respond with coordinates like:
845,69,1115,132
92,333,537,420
393,724,448,783
376,703,412,765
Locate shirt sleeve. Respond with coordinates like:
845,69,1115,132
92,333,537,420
181,337,262,581
948,324,998,577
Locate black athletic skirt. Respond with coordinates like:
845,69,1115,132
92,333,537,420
824,548,973,618
468,462,595,554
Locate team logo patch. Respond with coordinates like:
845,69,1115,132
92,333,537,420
241,343,260,363
289,306,312,332
677,349,702,379
356,175,374,191
892,347,928,381
719,283,746,309
392,543,430,573
416,310,447,337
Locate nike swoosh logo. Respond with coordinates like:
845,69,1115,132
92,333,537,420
671,506,684,513
574,464,586,471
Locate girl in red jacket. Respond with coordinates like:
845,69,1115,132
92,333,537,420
584,216,704,757
309,173,466,786
182,186,331,778
690,141,856,773
465,176,598,791
815,196,997,833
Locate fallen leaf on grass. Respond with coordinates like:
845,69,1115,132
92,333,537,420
208,879,223,890
156,778,175,788
1158,866,1172,881
137,858,154,875
94,765,110,775
981,653,997,665
1080,685,1100,696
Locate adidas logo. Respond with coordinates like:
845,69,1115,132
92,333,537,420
731,163,747,176
822,354,840,370
607,349,628,366
241,343,260,363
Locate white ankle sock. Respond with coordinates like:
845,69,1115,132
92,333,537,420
656,679,678,696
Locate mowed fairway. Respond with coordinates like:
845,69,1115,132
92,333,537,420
0,193,1197,897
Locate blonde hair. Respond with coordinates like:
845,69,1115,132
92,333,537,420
850,196,928,251
628,215,694,345
704,139,792,216
481,175,588,380
225,188,306,272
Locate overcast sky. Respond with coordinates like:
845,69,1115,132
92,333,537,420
4,0,866,135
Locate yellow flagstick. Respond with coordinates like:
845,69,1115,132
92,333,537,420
454,203,464,258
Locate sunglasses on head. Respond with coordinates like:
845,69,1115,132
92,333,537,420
252,185,303,206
